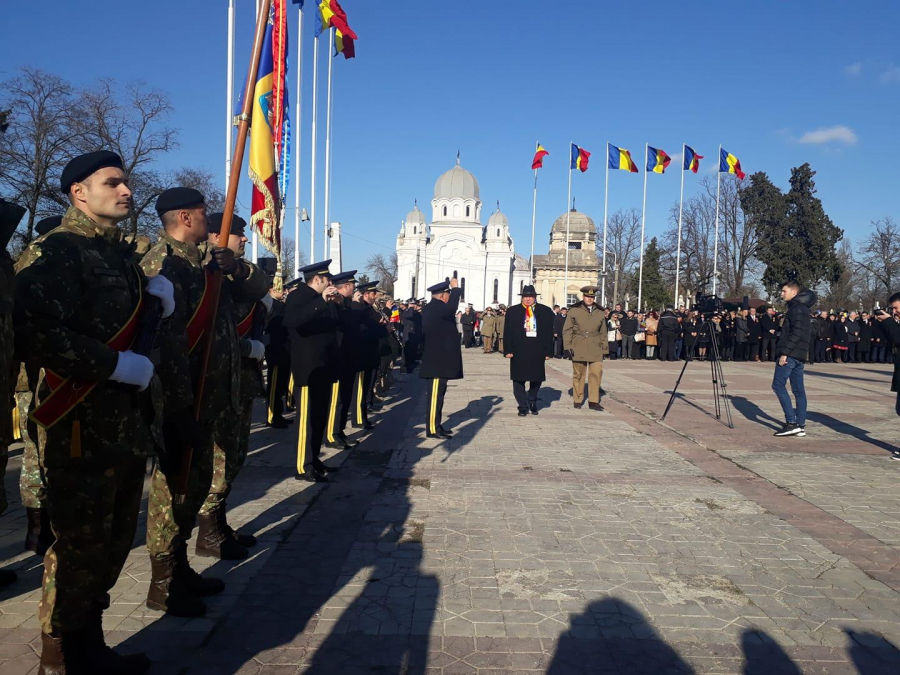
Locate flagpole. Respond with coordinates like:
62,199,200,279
713,144,721,296
225,0,235,190
564,144,573,304
637,143,648,312
601,142,609,307
675,143,686,307
529,166,538,282
250,0,261,263
294,4,303,277
310,33,319,261
323,26,334,261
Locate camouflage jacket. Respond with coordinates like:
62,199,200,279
13,207,159,467
140,231,268,420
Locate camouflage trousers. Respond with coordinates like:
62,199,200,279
145,420,215,558
16,391,45,509
0,442,7,516
198,398,253,516
38,458,145,635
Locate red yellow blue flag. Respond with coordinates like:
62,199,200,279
719,148,745,180
647,146,671,174
532,143,549,170
570,144,590,172
684,146,703,173
608,144,638,173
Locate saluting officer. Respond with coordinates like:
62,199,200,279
324,269,360,451
284,260,340,482
419,278,462,438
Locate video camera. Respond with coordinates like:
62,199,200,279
692,293,724,317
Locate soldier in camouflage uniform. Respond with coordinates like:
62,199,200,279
14,151,175,673
195,213,269,560
140,190,268,616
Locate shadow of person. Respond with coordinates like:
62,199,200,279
845,628,900,673
730,396,783,431
740,628,801,674
439,395,501,462
806,411,899,456
547,597,692,674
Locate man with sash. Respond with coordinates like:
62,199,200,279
325,270,361,452
140,188,268,616
351,281,382,430
14,151,175,673
194,213,269,560
503,285,555,416
419,278,462,438
284,260,339,482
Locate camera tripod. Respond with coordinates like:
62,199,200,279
661,318,734,428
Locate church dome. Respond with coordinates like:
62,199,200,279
488,209,508,227
434,160,480,200
551,209,595,233
406,205,426,224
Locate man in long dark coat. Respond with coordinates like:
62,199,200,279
419,278,461,438
504,285,555,416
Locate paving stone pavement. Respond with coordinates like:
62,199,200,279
1,351,899,674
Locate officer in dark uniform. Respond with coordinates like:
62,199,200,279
265,283,293,427
419,278,462,438
284,260,339,482
401,299,421,373
350,281,381,430
324,270,360,451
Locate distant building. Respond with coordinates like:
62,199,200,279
394,158,530,308
531,209,601,307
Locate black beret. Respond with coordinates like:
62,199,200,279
207,212,247,236
298,260,333,281
155,187,206,216
60,151,124,193
35,215,63,237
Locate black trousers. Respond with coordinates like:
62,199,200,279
848,343,857,362
815,341,828,363
266,360,291,422
403,338,418,372
553,336,563,358
761,337,777,361
351,369,373,426
425,377,448,435
463,327,474,348
747,342,760,361
659,332,677,361
513,381,541,412
294,372,332,475
331,369,358,439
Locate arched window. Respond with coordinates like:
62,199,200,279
453,270,458,279
461,277,466,300
466,206,470,217
497,228,500,237
443,206,447,217
493,279,499,304
520,280,524,293
412,226,417,235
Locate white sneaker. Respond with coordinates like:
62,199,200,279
891,452,900,461
796,427,806,437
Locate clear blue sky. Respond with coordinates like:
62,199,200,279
3,1,898,273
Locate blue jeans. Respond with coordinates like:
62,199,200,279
772,357,807,426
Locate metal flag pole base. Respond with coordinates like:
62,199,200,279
660,319,734,429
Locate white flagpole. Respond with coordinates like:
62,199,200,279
529,166,538,282
637,143,648,312
675,143,686,306
294,5,303,277
323,26,334,260
713,144,722,296
564,144,573,303
310,33,319,261
601,142,609,306
250,0,261,263
225,0,235,189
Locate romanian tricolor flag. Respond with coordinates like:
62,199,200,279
532,143,549,170
719,148,745,180
647,146,671,174
249,0,289,255
684,146,703,173
608,144,638,173
570,144,590,172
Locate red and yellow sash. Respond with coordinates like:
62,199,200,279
32,287,144,430
186,270,214,354
236,305,256,339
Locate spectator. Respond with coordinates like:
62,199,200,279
760,307,779,362
619,310,639,359
772,281,816,437
644,311,659,360
658,306,679,361
874,294,900,459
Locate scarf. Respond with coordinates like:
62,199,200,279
523,303,536,332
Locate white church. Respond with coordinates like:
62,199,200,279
394,159,531,309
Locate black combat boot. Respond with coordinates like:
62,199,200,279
220,502,256,548
146,555,207,617
25,507,55,555
195,508,248,560
173,544,225,597
84,609,151,674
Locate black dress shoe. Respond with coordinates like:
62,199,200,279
529,405,538,416
268,416,291,429
426,430,452,439
313,459,339,474
338,432,359,447
351,421,375,431
438,426,453,436
325,439,354,450
517,409,528,417
588,402,604,412
573,402,584,409
296,470,329,483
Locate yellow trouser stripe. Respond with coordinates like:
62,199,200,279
267,366,278,423
355,371,364,424
286,374,295,410
326,381,339,443
429,378,439,434
296,386,309,473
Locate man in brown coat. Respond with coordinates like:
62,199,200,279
563,286,608,410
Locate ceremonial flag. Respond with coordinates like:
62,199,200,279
719,148,745,180
531,143,549,170
334,28,355,58
647,146,671,174
684,146,703,173
608,144,638,173
570,144,590,172
317,0,357,40
273,0,291,200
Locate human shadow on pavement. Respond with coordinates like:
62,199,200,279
740,628,801,674
845,628,900,673
547,598,692,674
806,411,899,457
730,396,783,431
439,394,501,462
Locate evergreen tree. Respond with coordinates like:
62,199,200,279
634,237,671,311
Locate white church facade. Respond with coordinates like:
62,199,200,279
394,160,530,309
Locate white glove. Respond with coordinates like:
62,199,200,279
260,294,274,311
146,275,175,319
247,339,265,361
109,350,154,391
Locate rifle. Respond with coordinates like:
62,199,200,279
173,2,270,504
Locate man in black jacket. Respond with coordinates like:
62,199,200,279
772,281,816,438
760,307,779,362
552,305,565,358
419,279,462,438
460,305,476,348
875,292,900,459
619,310,639,359
658,307,680,361
504,286,555,415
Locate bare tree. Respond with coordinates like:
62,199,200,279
856,216,900,302
597,208,641,303
0,68,77,249
661,194,715,303
365,252,398,296
279,237,307,282
716,175,761,297
824,239,858,310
